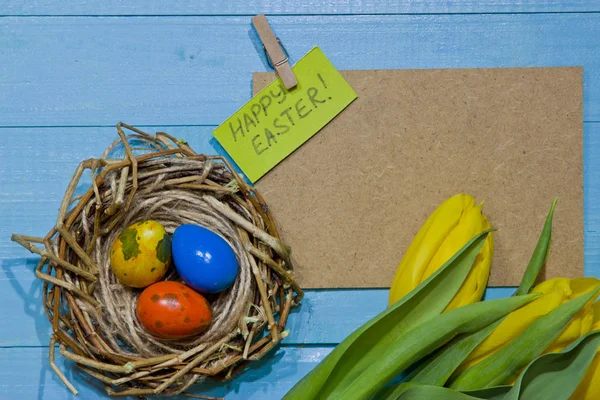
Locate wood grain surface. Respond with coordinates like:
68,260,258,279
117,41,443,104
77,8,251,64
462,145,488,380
1,4,599,399
2,1,599,16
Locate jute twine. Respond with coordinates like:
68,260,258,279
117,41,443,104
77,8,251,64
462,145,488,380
11,123,303,398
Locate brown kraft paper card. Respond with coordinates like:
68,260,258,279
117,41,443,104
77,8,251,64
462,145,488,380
252,67,583,288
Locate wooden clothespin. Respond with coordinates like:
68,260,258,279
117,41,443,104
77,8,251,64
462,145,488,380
251,14,298,90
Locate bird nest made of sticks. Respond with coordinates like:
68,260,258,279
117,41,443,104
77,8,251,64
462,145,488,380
11,123,303,398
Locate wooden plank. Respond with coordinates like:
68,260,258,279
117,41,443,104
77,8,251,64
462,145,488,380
0,345,332,399
0,290,564,400
0,125,596,347
0,126,221,262
0,268,388,347
0,273,513,347
1,1,598,16
1,14,600,126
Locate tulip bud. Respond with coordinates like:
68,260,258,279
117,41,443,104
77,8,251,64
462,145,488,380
570,301,600,399
545,278,597,354
456,277,600,375
388,194,493,311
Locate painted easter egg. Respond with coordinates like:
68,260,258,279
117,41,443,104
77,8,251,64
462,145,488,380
172,224,238,294
110,220,171,288
136,281,212,339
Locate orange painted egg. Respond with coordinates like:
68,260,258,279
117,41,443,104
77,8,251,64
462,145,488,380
110,220,170,288
136,281,212,339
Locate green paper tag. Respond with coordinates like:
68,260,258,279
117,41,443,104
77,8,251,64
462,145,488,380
213,46,357,183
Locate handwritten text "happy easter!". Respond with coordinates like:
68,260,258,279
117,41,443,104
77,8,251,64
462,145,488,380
212,46,357,182
228,73,331,155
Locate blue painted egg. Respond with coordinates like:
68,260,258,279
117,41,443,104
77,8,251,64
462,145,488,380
172,224,238,293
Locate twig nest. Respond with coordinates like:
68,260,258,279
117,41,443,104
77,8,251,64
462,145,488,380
11,123,303,397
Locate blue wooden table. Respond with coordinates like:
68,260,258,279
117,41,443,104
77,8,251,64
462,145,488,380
1,2,600,399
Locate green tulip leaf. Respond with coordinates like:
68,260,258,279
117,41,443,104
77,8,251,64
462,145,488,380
450,285,600,390
284,231,491,399
406,319,502,386
500,330,600,400
318,294,538,400
383,330,600,400
381,383,481,400
515,198,557,296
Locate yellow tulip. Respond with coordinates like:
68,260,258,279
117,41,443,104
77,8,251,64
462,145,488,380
570,301,600,400
457,277,600,375
545,285,595,354
388,194,493,311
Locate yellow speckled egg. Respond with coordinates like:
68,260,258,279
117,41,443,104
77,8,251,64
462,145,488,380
110,220,171,288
